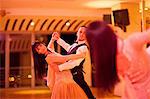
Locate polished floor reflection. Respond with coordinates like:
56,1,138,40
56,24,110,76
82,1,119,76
0,87,121,99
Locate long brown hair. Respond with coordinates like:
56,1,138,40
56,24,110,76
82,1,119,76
32,41,47,79
86,21,119,95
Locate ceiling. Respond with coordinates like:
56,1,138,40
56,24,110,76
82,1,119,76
0,16,100,33
1,0,149,16
0,0,149,33
0,0,146,9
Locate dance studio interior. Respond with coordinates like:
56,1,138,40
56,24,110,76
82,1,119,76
0,0,150,99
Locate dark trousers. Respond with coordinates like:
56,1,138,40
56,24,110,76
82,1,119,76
73,72,95,99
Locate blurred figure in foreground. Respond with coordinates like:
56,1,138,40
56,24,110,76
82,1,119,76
86,21,120,97
86,20,150,99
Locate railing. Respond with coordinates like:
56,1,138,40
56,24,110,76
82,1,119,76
0,66,32,88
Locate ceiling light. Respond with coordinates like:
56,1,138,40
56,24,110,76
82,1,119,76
30,22,35,26
28,75,32,78
144,7,148,10
66,22,70,26
9,77,15,82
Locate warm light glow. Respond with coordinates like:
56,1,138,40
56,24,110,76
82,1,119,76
144,7,148,10
66,22,70,26
30,21,35,26
28,75,32,78
139,7,149,13
9,77,15,82
83,0,123,8
13,90,50,94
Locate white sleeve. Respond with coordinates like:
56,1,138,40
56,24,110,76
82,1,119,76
58,45,88,71
57,38,71,52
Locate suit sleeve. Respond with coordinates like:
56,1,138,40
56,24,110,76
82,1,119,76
58,46,88,71
57,38,71,52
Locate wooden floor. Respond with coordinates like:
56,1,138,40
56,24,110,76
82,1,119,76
0,87,121,99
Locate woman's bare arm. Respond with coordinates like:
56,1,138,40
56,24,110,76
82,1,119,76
45,52,85,64
47,65,55,90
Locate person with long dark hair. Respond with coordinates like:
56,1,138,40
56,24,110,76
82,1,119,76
86,21,150,99
86,21,120,97
32,34,87,99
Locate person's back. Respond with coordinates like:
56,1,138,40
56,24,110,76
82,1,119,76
117,38,130,76
120,32,150,99
83,47,92,86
